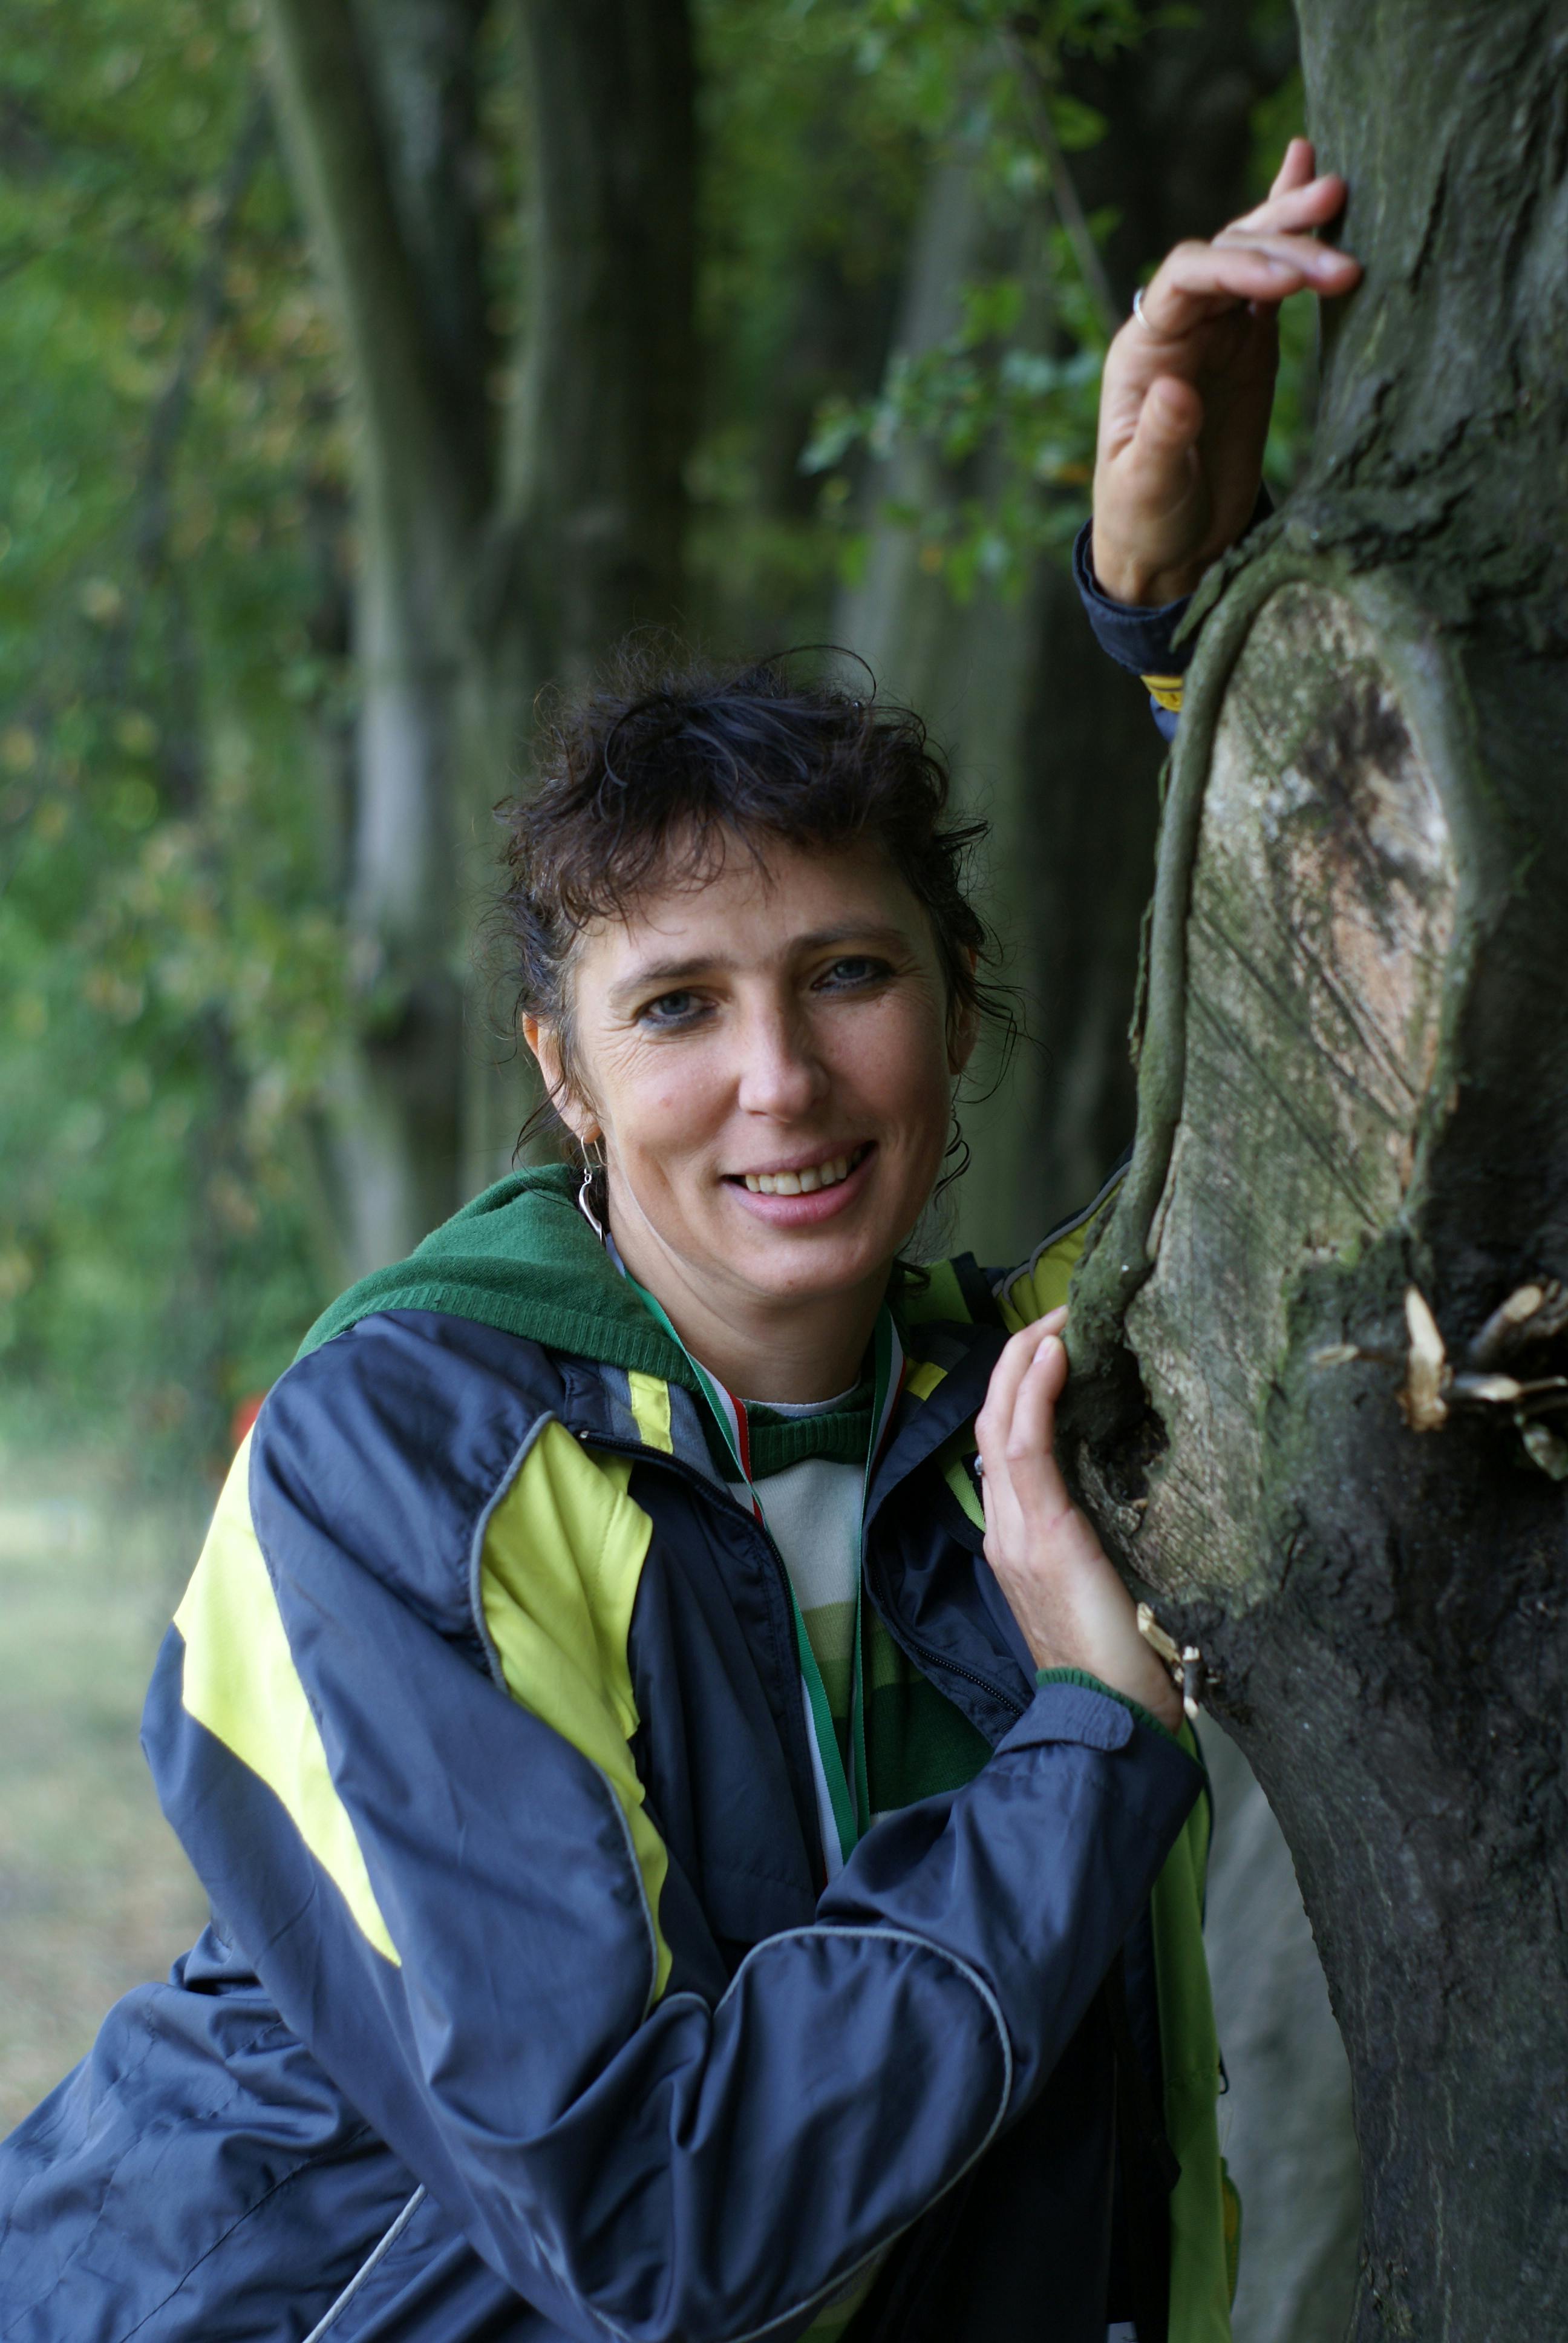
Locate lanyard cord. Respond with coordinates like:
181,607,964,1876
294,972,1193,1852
625,1274,903,1872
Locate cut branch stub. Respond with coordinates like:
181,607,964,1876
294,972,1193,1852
1398,1285,1448,1432
1117,583,1459,1604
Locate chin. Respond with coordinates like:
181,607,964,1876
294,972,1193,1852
716,1213,916,1304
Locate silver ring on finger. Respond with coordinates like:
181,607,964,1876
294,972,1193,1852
1131,285,1158,333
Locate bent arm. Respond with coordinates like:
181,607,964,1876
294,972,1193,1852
148,1316,1198,2343
1079,137,1359,735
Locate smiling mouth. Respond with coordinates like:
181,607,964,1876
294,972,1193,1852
734,1143,871,1198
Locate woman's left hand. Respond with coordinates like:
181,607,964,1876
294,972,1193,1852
975,1308,1182,1731
1090,137,1362,609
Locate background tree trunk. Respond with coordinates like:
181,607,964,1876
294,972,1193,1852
1065,3,1568,2333
260,0,695,1276
838,2,1296,1263
465,0,696,1196
1205,1723,1361,2343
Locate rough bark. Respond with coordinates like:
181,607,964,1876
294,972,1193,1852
260,0,696,1273
842,55,1367,2315
1067,5,1568,2334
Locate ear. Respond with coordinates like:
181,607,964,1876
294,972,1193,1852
523,1015,600,1147
946,949,981,1078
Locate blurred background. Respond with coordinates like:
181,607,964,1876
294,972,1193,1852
0,1,1357,2333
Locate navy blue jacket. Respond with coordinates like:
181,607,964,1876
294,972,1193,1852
0,1248,1202,2342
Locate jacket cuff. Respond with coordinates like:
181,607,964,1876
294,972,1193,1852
1034,1665,1184,1751
1002,1673,1198,1771
1071,519,1194,680
1071,484,1276,732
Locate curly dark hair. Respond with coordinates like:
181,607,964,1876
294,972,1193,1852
494,645,1018,1162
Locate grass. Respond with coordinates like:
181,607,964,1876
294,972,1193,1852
0,1444,210,2136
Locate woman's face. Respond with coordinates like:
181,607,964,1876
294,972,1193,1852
532,835,972,1324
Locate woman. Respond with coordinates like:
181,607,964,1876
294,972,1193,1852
0,147,1358,2341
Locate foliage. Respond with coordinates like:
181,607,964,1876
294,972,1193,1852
690,0,929,641
797,1,1310,598
0,0,1308,1469
0,0,347,1466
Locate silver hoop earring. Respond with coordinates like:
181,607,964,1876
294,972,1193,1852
578,1137,608,1243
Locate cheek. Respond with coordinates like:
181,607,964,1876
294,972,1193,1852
843,996,953,1135
592,1037,728,1164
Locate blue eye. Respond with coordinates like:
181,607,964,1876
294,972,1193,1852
818,957,887,989
638,991,705,1027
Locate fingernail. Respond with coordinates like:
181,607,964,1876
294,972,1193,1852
1034,1334,1060,1365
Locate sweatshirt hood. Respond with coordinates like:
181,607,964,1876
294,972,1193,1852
297,1162,987,1392
296,1164,702,1389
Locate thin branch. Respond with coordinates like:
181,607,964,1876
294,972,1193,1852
998,26,1120,344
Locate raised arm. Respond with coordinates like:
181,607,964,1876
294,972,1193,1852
1089,137,1362,611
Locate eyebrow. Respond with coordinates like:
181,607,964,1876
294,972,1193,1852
606,922,915,1013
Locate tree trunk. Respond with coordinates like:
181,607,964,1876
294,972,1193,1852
261,0,485,1275
260,0,696,1276
466,0,696,1194
1066,5,1568,2333
1203,1722,1360,2343
831,152,1062,1264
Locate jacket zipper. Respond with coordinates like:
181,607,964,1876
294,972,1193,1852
581,1423,1032,1735
863,1564,1030,1729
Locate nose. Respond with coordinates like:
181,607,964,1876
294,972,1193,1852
734,997,830,1122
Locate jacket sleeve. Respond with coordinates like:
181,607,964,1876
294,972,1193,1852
1071,486,1275,739
146,1310,1201,2343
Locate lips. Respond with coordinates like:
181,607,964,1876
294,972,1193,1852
737,1144,869,1198
724,1141,877,1227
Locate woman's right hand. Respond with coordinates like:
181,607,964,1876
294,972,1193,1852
1090,137,1362,609
975,1308,1183,1732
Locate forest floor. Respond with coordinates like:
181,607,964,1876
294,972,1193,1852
0,1443,209,2135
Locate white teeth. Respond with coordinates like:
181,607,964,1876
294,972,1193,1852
741,1148,861,1196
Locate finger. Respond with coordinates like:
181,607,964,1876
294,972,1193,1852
976,1320,1054,1470
1138,237,1356,335
979,1312,1067,1425
1266,136,1315,203
1212,228,1359,282
1130,374,1204,466
1228,174,1350,240
976,1313,1069,1501
1104,374,1204,512
1003,1337,1076,1524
